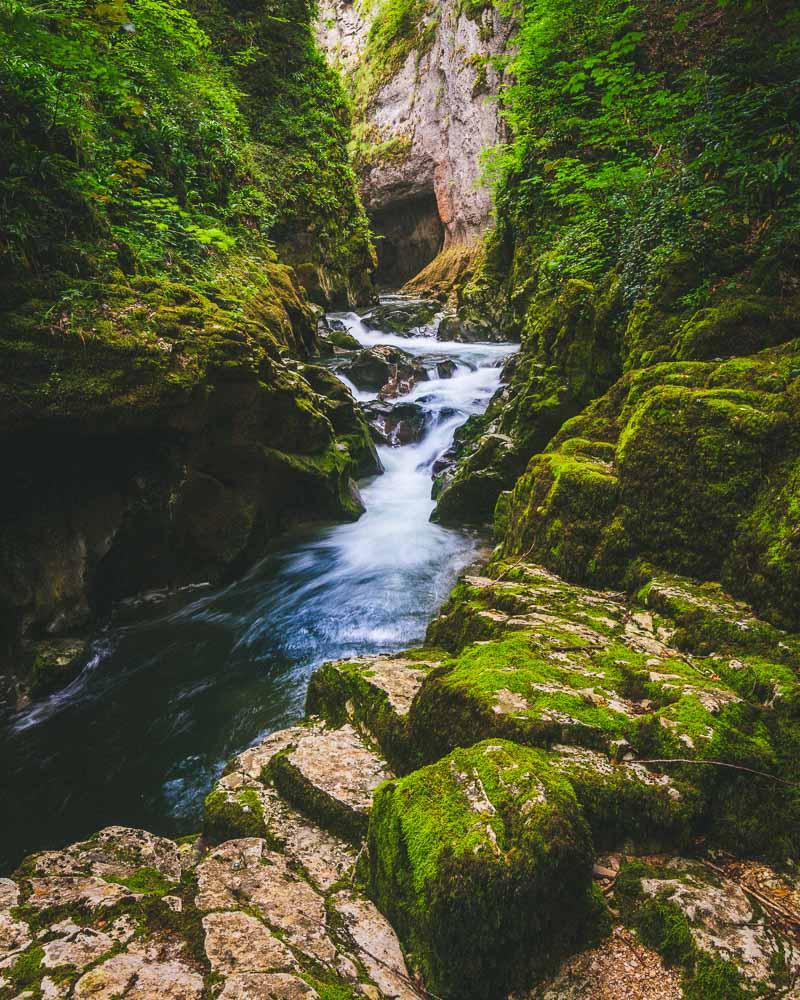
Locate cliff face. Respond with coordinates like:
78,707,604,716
430,0,800,631
0,0,378,712
317,0,515,285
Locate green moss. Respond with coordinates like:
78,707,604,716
675,296,796,362
203,786,267,843
616,860,753,999
266,748,368,845
5,945,45,996
104,866,176,896
306,659,431,773
367,739,597,999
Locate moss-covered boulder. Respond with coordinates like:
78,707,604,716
367,739,599,999
501,343,800,629
419,560,800,859
265,724,394,844
306,653,442,772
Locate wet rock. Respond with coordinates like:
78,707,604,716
28,638,88,697
437,312,498,342
435,358,458,378
361,400,428,446
73,953,204,999
203,911,296,975
432,432,518,525
360,299,439,336
346,346,420,392
266,724,394,843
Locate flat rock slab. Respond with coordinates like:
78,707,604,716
307,656,437,769
195,839,335,965
218,974,320,999
332,891,418,1000
203,911,296,975
20,826,182,883
267,724,393,843
73,953,204,998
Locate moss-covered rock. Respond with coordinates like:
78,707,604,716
265,724,394,844
0,275,378,708
366,739,599,999
500,342,800,629
431,274,624,525
306,653,442,773
615,856,800,998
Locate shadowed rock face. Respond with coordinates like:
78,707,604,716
371,192,444,288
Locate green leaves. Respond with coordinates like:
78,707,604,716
490,0,800,302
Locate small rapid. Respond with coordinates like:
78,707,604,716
0,300,517,871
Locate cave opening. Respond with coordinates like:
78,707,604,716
370,191,444,289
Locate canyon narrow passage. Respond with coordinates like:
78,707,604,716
0,301,516,871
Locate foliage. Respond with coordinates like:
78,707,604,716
0,0,373,304
489,0,800,304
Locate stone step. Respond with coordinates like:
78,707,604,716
204,723,356,892
306,653,441,771
266,723,394,845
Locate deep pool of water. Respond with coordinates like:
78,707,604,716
0,304,516,872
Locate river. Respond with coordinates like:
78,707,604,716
0,300,516,872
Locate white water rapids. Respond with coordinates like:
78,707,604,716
0,301,517,870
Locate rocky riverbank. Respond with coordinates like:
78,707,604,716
3,554,799,999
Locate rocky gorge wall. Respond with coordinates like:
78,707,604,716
428,0,800,634
317,0,515,285
0,0,378,713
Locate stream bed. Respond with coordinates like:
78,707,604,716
0,301,516,872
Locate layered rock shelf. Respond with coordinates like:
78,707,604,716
4,559,799,999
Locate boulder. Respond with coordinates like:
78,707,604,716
361,299,439,336
306,653,441,771
346,345,423,392
367,739,597,999
437,313,498,343
265,724,394,843
361,400,428,446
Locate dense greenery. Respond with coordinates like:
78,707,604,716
0,0,373,307
490,0,800,305
437,0,800,628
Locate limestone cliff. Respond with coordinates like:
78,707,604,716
317,0,515,286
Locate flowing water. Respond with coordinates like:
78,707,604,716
0,302,516,872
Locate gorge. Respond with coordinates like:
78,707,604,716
1,0,800,998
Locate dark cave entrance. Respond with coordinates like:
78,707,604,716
370,191,444,289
